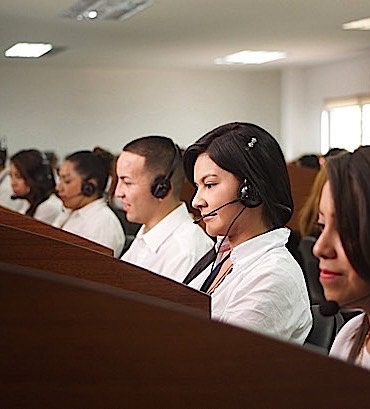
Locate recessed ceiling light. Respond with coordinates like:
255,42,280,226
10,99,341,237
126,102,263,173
61,0,153,21
4,43,53,58
342,17,370,30
215,50,286,65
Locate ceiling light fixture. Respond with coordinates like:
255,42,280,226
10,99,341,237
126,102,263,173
215,50,286,65
342,17,370,31
61,0,153,21
4,43,53,58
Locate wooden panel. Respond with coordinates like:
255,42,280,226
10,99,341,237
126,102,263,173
0,205,113,256
0,223,210,314
1,261,370,409
286,163,318,232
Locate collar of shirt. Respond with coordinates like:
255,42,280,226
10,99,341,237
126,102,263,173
230,227,290,269
62,197,107,219
135,202,191,253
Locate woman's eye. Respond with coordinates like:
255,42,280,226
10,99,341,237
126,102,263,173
205,183,216,189
316,222,325,232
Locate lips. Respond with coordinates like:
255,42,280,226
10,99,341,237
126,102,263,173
320,269,343,280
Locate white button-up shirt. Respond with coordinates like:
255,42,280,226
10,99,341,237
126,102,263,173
53,198,125,258
188,228,312,344
19,193,63,225
121,202,214,283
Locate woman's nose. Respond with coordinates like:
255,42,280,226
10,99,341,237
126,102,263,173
192,189,205,210
313,230,336,260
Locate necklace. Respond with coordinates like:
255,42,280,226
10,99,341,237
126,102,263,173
207,265,233,295
356,330,370,365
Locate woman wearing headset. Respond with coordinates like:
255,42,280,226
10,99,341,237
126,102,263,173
53,150,126,258
9,149,63,225
183,122,312,344
313,146,370,369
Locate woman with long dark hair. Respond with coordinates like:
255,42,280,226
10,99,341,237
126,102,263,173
10,149,62,224
183,122,312,344
313,146,370,369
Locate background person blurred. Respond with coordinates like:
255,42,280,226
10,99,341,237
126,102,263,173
53,150,125,258
115,135,214,283
9,149,62,224
0,140,27,212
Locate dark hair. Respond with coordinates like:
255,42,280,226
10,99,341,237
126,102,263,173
10,149,55,217
123,135,185,199
297,154,320,170
65,150,108,196
183,122,293,228
324,147,348,158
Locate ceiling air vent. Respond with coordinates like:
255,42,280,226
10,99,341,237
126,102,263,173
61,0,153,21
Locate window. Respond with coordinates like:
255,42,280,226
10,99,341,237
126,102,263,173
321,95,370,153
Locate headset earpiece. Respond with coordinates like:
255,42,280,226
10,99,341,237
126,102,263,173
151,176,171,199
151,142,181,199
81,180,96,197
239,178,262,208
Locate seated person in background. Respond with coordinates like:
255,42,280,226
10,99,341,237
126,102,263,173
115,135,214,283
53,150,125,258
319,147,348,168
183,122,312,344
0,142,27,212
9,149,62,224
313,146,370,370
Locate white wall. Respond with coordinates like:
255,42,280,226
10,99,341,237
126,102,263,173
281,52,370,161
2,52,369,163
0,66,281,159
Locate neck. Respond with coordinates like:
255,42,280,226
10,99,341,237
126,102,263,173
227,208,270,249
143,200,182,233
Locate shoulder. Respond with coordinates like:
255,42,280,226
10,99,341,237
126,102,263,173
330,313,365,360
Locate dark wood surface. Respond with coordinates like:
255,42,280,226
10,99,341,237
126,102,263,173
286,163,318,232
0,205,113,256
0,223,210,314
1,261,370,409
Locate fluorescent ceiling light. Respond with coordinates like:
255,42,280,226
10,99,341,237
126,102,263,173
215,50,286,65
342,17,370,30
5,43,53,58
61,0,153,21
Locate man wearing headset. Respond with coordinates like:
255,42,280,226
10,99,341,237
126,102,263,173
115,135,214,283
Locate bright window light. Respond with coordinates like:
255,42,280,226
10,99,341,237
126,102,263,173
215,50,286,65
342,17,370,30
5,43,53,58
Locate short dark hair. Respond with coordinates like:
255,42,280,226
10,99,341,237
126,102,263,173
10,149,55,216
65,150,108,196
326,146,370,283
183,122,293,228
123,136,185,199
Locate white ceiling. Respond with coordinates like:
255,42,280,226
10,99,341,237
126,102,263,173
1,0,370,70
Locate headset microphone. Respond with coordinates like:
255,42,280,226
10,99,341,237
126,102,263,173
193,199,240,224
319,292,370,317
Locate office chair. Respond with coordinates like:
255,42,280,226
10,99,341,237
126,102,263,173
298,236,325,305
304,304,345,353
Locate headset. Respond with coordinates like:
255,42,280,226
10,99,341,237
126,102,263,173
151,142,182,199
81,180,97,197
239,178,262,208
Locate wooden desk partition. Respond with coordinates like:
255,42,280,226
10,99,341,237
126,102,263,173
0,223,209,314
1,261,370,408
0,206,113,256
